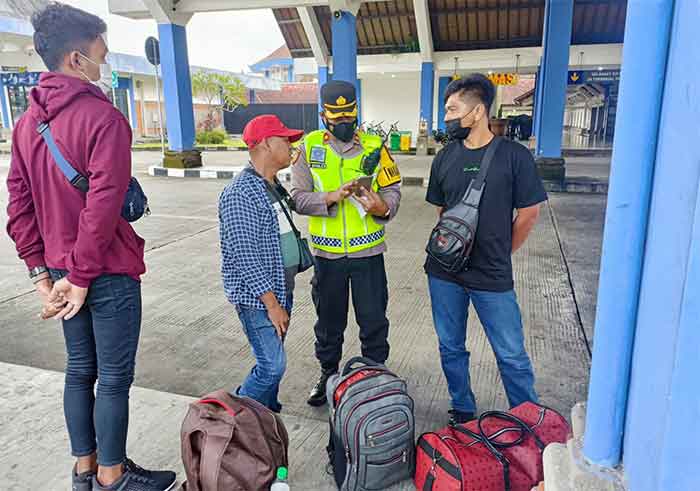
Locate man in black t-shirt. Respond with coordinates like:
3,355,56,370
425,74,547,425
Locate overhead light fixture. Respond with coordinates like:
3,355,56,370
598,66,603,71
488,70,493,75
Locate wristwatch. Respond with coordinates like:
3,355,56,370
28,265,48,279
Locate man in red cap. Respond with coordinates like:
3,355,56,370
218,114,304,412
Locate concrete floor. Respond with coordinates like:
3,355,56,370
0,153,604,490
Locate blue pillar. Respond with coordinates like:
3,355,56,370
318,65,329,129
331,9,358,91
583,0,674,470
621,1,700,488
533,0,574,158
157,23,196,152
126,77,138,131
533,63,544,142
287,66,294,83
0,76,11,130
436,76,450,130
420,62,434,131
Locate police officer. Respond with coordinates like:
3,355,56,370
291,80,402,406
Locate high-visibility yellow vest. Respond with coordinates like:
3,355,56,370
304,130,385,254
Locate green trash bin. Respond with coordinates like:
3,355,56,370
390,132,401,152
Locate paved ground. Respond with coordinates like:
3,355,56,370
0,152,604,490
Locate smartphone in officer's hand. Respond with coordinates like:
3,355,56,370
353,176,373,195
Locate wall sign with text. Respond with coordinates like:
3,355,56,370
487,73,520,86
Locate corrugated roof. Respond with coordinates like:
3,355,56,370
108,52,282,91
274,0,626,57
0,0,47,20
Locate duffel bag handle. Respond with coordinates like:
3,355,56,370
342,356,382,376
477,410,545,451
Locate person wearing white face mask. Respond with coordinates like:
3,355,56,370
76,38,114,95
5,4,175,491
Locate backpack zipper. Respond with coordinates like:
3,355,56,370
367,420,409,447
344,389,404,463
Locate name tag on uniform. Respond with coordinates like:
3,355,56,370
309,146,327,168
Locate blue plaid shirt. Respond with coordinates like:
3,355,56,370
219,169,289,311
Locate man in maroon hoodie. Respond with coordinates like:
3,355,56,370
5,4,174,491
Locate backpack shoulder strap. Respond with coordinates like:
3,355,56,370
37,122,89,193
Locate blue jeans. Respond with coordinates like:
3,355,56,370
427,275,538,414
235,297,291,412
50,270,142,467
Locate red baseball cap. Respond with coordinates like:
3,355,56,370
243,115,304,149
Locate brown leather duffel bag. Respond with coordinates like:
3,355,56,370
180,389,289,491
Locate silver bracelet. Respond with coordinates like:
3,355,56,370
28,265,48,279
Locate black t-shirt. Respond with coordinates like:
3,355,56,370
424,138,547,291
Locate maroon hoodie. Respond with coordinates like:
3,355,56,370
6,72,145,288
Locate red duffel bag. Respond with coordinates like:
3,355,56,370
415,402,570,491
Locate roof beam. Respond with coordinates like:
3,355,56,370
109,0,385,19
430,1,542,16
141,0,192,24
412,0,433,62
297,6,329,67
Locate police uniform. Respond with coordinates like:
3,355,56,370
290,81,402,406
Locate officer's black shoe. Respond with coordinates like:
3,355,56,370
307,370,336,407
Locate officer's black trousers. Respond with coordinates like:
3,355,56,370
311,254,390,373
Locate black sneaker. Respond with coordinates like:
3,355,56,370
92,463,176,491
123,459,177,491
72,465,95,491
307,370,336,407
448,409,475,426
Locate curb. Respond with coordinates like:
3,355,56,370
133,146,247,152
543,179,609,194
149,166,292,183
148,166,608,194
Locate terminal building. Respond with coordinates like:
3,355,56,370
0,1,281,140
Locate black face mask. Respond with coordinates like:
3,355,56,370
445,117,471,140
325,119,358,143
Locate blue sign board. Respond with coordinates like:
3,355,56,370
568,69,621,85
1,71,41,87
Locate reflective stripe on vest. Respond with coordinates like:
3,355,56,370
304,130,385,254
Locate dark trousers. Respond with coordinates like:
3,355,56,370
49,270,142,467
312,254,390,373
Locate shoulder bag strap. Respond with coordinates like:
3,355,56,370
261,174,303,238
472,136,502,192
37,122,89,193
459,136,503,204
